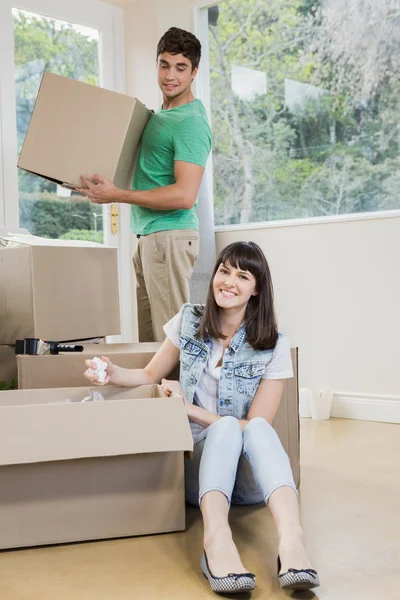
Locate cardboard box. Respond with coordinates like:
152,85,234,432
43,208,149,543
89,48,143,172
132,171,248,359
0,235,120,344
0,346,17,388
18,72,151,190
18,342,163,389
0,384,193,549
273,348,300,487
17,347,300,486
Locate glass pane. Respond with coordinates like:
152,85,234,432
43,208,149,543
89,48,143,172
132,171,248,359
13,8,103,242
207,1,400,226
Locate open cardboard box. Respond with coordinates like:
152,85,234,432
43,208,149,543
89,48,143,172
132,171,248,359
0,384,193,550
17,342,163,389
17,347,300,485
2,350,299,551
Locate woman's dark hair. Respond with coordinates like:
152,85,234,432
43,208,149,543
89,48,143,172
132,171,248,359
195,242,278,351
157,27,202,71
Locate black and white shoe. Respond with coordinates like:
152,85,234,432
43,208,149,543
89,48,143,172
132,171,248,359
200,552,256,594
277,556,320,590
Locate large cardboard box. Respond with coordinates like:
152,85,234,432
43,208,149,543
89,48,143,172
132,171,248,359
0,384,193,550
18,72,151,190
0,346,17,388
17,347,300,486
274,348,300,487
0,235,120,344
18,342,163,389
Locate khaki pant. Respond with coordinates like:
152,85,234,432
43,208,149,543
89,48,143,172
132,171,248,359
133,229,199,342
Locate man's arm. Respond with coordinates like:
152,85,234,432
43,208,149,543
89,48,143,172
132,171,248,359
79,160,205,210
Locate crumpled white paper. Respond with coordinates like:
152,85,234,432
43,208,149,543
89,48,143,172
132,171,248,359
87,356,108,383
55,390,105,404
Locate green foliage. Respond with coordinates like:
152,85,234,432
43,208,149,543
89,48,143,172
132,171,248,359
0,377,18,391
19,193,103,239
14,9,99,150
209,0,400,225
60,229,103,243
14,9,100,223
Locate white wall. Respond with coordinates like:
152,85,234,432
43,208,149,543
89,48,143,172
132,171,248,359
216,216,400,396
118,0,194,107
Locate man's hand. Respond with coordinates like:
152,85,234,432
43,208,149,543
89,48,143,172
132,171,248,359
75,162,206,210
77,174,120,204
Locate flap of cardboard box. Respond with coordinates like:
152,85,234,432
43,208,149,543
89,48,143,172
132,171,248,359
0,234,106,248
0,385,193,465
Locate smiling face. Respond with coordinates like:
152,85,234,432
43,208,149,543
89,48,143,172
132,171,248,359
157,52,198,102
213,261,258,313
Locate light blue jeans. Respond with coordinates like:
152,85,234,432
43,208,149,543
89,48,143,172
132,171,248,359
184,416,297,506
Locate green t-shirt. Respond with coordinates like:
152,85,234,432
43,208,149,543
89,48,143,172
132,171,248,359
131,99,212,235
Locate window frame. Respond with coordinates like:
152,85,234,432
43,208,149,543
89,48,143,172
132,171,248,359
0,0,123,227
0,0,135,343
194,0,400,232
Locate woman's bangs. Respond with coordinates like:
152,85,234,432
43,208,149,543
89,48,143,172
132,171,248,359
218,243,262,280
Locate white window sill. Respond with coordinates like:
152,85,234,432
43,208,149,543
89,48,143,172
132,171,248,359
213,209,400,233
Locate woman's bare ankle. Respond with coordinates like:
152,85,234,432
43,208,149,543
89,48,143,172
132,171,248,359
278,524,305,543
278,537,313,573
203,523,232,551
203,525,249,577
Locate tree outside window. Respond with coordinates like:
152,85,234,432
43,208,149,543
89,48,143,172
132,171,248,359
14,9,103,241
207,0,400,225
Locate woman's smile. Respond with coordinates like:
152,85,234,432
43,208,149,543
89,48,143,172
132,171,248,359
219,289,237,298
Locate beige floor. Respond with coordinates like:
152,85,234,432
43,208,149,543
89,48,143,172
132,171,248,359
0,418,399,600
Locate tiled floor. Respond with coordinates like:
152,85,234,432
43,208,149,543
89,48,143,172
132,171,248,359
0,418,399,599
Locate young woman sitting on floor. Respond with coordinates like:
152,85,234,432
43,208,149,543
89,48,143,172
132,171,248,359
84,241,319,594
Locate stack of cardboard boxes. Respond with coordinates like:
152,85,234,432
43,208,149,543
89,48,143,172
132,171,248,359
0,228,24,391
0,74,194,549
0,232,193,550
0,72,300,550
1,70,153,388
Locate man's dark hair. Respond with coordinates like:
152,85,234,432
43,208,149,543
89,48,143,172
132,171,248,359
157,27,202,71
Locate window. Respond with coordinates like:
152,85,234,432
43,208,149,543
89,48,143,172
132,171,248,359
13,8,103,242
203,0,400,226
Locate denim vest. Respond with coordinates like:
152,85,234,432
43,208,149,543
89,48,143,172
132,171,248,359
179,303,275,419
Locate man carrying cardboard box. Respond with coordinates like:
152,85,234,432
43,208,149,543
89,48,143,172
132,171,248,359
79,28,212,342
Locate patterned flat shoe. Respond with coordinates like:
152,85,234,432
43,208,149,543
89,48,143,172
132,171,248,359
200,552,256,594
277,556,320,590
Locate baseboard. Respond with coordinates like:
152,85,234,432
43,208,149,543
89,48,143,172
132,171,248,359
332,392,400,424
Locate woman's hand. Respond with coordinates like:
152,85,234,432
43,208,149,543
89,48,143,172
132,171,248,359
161,379,192,414
84,356,115,386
